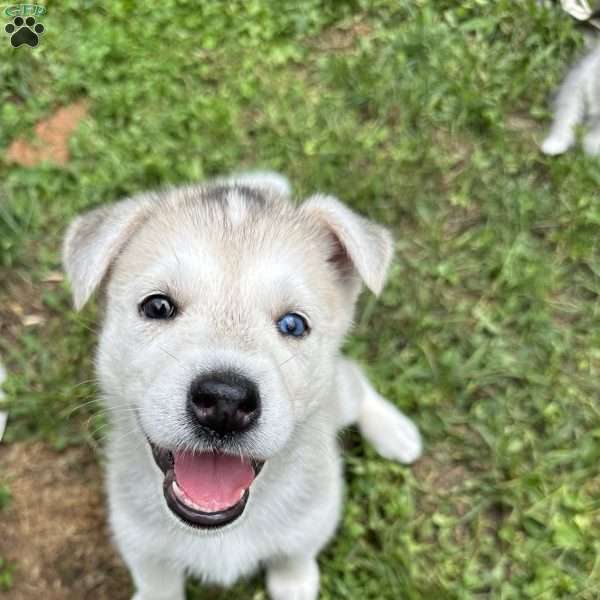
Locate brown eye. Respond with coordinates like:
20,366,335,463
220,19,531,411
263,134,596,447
139,295,177,320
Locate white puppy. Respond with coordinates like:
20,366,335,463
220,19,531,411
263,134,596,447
63,173,422,600
542,42,600,156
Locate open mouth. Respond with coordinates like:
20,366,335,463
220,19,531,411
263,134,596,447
150,443,264,528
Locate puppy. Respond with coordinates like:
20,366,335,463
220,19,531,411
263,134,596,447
542,41,600,156
63,172,422,600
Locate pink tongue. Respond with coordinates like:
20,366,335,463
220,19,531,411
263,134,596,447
173,452,255,512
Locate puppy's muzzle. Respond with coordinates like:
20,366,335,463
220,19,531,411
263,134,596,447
188,371,261,435
146,371,265,529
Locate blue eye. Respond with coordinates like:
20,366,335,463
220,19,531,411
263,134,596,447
276,313,309,338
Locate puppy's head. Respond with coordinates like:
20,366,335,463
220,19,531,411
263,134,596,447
63,176,393,528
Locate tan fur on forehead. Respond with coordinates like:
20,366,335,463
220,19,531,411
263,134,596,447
119,183,330,260
110,183,342,310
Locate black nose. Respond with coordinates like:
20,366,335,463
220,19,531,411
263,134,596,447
188,372,260,435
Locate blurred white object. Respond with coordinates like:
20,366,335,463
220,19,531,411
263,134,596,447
561,0,600,27
0,361,6,442
541,44,600,155
562,0,593,21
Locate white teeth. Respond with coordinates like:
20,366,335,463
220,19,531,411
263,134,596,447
171,481,184,502
172,481,204,511
171,481,247,512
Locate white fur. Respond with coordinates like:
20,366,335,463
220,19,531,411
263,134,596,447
542,44,600,156
220,170,292,198
63,172,422,600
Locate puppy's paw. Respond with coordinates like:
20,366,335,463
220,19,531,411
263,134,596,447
359,395,422,464
540,134,573,156
266,557,319,600
583,132,600,155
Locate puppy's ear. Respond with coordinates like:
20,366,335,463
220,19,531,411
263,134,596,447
302,194,394,296
62,197,150,310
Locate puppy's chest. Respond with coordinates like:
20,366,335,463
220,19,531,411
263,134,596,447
167,527,269,585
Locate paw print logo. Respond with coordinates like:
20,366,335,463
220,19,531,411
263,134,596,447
5,16,44,48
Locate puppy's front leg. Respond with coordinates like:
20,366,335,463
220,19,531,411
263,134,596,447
266,555,319,600
127,554,185,600
335,358,422,464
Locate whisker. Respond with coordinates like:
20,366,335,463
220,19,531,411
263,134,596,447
278,351,301,368
64,397,102,417
158,345,182,364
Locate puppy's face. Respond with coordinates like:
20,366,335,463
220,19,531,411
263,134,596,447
64,179,392,529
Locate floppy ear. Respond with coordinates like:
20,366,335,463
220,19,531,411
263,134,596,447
301,194,394,296
62,197,151,310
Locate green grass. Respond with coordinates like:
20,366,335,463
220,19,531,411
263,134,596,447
0,483,11,592
2,0,600,598
0,557,14,592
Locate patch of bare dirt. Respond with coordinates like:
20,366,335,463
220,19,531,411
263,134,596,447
414,453,469,494
413,444,474,544
6,101,88,167
442,206,483,239
308,17,373,52
0,442,130,600
432,129,473,192
506,113,539,133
